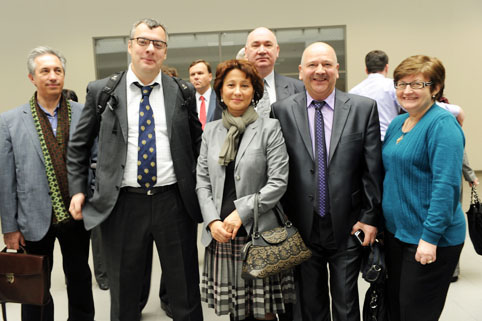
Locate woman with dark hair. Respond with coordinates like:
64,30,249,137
382,55,465,321
196,59,295,321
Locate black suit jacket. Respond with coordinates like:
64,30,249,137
271,89,383,247
213,72,304,120
67,72,203,230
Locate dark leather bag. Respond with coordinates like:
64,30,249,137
467,186,482,255
361,240,388,321
0,247,50,306
241,194,312,280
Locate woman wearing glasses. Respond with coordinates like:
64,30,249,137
382,55,465,321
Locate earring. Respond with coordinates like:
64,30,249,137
432,95,436,99
220,98,224,102
252,99,255,104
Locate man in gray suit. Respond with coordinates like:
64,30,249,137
67,18,203,321
271,42,383,321
189,59,217,127
214,27,304,120
0,46,94,321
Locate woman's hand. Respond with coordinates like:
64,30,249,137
223,210,243,240
208,220,232,243
415,239,437,265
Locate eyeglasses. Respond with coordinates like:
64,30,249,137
130,37,167,50
394,81,432,90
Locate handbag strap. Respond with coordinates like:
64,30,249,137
251,194,290,238
472,186,480,205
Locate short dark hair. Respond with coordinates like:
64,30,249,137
213,59,264,109
393,55,445,101
62,89,78,102
365,50,388,73
189,59,212,74
130,18,168,40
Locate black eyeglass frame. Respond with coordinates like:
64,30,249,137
130,37,168,50
394,81,433,90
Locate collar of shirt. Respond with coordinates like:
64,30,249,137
263,70,277,104
196,87,212,104
305,89,336,111
37,101,60,117
37,101,60,135
126,64,164,90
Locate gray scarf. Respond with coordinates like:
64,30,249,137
218,106,258,166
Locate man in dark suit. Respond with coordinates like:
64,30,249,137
214,27,304,120
0,46,94,321
67,18,203,321
189,59,217,127
271,42,383,321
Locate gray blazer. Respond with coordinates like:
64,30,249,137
196,117,289,246
0,101,83,241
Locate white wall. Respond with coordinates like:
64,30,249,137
1,0,481,168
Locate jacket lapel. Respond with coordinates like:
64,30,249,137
274,72,288,101
21,104,44,163
328,89,351,163
162,74,177,139
235,118,259,170
291,94,314,161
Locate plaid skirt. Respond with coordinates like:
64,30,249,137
201,235,296,321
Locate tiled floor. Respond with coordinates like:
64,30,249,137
2,183,482,320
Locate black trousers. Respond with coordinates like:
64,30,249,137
385,232,463,321
298,214,362,321
101,186,203,321
21,220,94,321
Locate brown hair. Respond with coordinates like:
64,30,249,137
189,59,212,74
393,55,445,101
213,59,264,109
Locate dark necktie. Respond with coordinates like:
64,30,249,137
313,100,328,217
135,82,158,190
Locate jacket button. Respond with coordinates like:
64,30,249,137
310,169,315,174
235,175,240,180
48,191,52,196
121,164,125,169
115,186,120,190
308,195,313,200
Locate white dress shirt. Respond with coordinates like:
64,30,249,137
195,87,212,117
121,64,177,188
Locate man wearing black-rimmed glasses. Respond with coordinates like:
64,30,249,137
67,18,203,321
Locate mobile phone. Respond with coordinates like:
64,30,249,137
354,230,365,245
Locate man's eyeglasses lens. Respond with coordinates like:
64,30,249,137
131,37,167,49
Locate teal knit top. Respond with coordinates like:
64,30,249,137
382,104,465,247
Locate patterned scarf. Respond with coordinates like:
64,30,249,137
30,93,72,224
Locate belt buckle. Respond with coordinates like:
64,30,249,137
147,189,154,196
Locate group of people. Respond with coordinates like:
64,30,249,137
0,17,474,321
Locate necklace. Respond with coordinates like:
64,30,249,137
396,117,419,144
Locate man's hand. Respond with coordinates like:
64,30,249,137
208,220,232,243
69,193,86,220
415,239,437,265
3,231,25,250
351,221,377,246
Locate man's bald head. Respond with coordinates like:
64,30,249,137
245,27,280,78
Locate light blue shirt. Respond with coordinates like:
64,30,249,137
306,90,335,163
350,73,400,141
38,102,60,137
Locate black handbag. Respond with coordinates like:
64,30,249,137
361,240,388,321
466,186,482,255
241,194,312,280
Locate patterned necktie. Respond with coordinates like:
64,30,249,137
199,95,207,130
256,80,271,118
314,100,328,217
135,82,158,190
